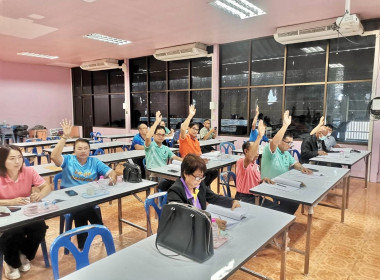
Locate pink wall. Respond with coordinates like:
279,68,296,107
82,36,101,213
0,60,72,133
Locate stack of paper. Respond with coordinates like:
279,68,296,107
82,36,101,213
273,177,305,188
206,204,248,228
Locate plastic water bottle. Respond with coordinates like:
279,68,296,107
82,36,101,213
98,176,108,190
211,218,219,240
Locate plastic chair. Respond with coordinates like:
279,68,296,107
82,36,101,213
24,157,31,166
24,139,33,153
219,142,236,154
50,225,115,280
122,144,130,151
289,149,301,161
95,132,103,143
53,173,102,251
166,139,174,147
46,137,52,141
32,139,50,165
220,171,236,198
144,192,168,236
92,148,105,156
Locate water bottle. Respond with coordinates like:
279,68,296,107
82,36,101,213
211,218,219,241
98,176,108,190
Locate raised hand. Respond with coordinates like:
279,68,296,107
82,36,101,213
283,110,292,127
319,116,325,126
60,119,73,137
189,105,196,117
257,120,265,137
255,105,259,116
155,111,162,123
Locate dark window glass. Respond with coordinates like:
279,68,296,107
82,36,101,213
285,85,324,138
191,90,211,119
82,70,92,94
328,35,375,81
130,93,148,129
286,41,327,83
149,92,167,124
73,96,82,126
220,41,250,87
94,95,110,126
191,57,212,89
110,95,125,128
149,57,167,91
220,89,248,135
169,60,189,90
326,82,371,143
250,87,283,134
72,68,82,95
109,69,124,93
130,57,147,92
169,91,189,128
82,96,93,127
93,71,108,94
251,37,285,86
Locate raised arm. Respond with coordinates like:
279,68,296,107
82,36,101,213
251,105,259,131
269,111,291,153
145,111,162,147
309,116,325,135
244,120,265,167
51,119,72,166
180,105,196,139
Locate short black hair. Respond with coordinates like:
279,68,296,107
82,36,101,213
189,122,199,129
325,124,334,130
181,154,207,178
137,123,148,129
242,141,250,155
74,138,90,150
203,119,210,123
283,131,293,140
154,125,165,134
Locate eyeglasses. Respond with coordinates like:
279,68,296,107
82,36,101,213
155,133,165,137
191,127,199,132
191,174,206,181
282,140,294,147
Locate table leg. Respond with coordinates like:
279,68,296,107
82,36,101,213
341,176,347,223
280,229,288,280
364,155,369,189
346,175,351,209
217,169,221,194
146,187,151,237
304,206,313,276
118,198,122,235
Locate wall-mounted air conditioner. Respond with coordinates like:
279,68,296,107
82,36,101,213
153,43,208,61
80,58,121,71
274,14,364,45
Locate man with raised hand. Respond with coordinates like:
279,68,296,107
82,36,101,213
145,111,182,191
261,111,312,215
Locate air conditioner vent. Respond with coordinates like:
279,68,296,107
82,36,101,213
153,43,208,61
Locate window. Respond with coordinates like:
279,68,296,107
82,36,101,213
191,90,211,119
286,41,327,83
169,91,189,129
110,95,125,127
94,95,109,126
191,57,212,89
149,57,166,91
149,92,167,124
131,93,147,128
220,89,248,135
109,69,125,93
326,82,372,143
251,37,285,86
169,60,188,90
93,71,108,94
220,41,250,87
130,57,147,92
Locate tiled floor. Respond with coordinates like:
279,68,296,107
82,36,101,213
4,171,380,279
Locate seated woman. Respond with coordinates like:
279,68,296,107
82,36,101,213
167,153,240,229
0,145,51,280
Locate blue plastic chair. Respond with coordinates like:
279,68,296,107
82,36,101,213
166,138,174,147
50,225,115,280
220,171,236,198
289,149,301,161
25,139,33,153
144,192,168,236
46,137,52,141
32,139,50,165
24,157,31,166
122,144,130,151
95,132,103,143
219,142,236,154
91,148,105,156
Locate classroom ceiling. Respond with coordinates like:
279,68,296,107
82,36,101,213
1,0,380,68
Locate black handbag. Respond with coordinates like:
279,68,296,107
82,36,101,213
123,162,142,183
155,202,214,263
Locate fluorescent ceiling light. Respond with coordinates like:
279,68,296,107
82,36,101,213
17,52,58,59
301,46,324,53
83,33,131,45
329,63,344,68
210,0,265,19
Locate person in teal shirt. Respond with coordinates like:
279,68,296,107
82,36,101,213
261,110,312,214
146,112,182,191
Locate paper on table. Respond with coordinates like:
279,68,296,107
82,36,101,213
201,151,221,160
273,177,305,188
171,160,182,166
206,204,247,221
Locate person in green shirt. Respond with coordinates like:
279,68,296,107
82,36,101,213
261,110,312,214
145,111,182,191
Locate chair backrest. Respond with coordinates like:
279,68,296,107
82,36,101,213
122,144,130,151
289,149,301,161
50,224,115,280
89,132,94,139
95,132,103,142
219,142,236,154
92,148,105,155
53,173,63,190
219,171,236,197
142,158,146,169
46,137,52,141
24,157,31,166
144,192,168,235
